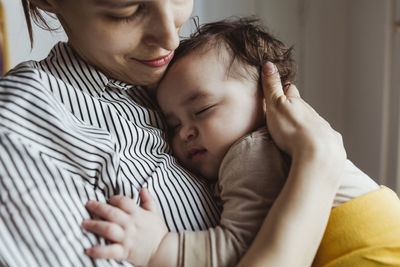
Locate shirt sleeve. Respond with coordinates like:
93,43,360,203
179,128,289,267
0,68,131,267
333,160,380,207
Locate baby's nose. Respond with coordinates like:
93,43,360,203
179,125,198,141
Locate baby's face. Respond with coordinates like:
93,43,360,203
157,48,264,180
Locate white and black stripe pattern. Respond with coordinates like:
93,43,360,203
0,42,220,267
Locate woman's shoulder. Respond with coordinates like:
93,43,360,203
1,60,55,92
0,42,102,94
2,42,82,85
0,56,73,114
4,42,60,78
4,59,41,75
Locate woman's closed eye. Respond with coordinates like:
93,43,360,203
107,4,145,23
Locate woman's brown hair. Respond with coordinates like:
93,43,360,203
21,0,56,47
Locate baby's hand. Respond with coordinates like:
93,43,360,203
82,188,168,266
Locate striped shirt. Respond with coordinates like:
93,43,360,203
0,42,220,267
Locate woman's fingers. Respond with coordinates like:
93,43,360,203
285,84,300,98
82,219,125,243
85,200,129,225
84,243,126,260
262,61,286,107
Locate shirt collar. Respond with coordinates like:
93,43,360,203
108,79,134,91
42,42,135,97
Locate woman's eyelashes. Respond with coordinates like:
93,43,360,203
107,4,144,23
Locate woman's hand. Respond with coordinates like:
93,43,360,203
238,63,347,267
262,62,346,164
82,189,168,266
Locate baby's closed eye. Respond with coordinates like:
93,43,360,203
194,105,216,117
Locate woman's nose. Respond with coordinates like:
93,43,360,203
144,4,180,50
179,125,198,142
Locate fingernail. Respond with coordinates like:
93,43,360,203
85,200,95,207
264,62,277,75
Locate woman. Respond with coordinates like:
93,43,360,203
0,0,345,266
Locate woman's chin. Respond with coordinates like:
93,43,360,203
129,65,168,87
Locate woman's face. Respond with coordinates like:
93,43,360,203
52,0,193,86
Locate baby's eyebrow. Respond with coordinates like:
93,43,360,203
182,91,209,105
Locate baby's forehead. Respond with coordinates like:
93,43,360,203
201,42,260,82
179,43,259,84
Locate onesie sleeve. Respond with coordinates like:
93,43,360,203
179,128,289,267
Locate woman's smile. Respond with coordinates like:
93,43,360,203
136,51,175,67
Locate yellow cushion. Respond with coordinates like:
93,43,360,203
313,186,400,267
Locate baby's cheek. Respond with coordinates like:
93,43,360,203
171,137,185,162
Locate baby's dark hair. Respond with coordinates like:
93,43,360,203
170,17,296,85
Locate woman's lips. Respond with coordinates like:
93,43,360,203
137,51,175,68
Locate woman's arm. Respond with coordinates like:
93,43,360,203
238,62,346,267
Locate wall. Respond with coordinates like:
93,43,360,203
384,0,400,191
3,0,67,69
297,0,398,189
344,0,392,186
195,0,256,22
299,0,392,184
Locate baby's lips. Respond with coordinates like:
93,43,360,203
187,148,207,160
